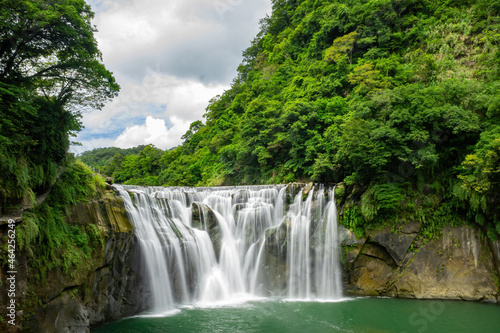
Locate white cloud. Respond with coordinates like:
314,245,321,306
114,116,186,149
109,71,228,150
92,0,218,68
76,72,228,152
75,0,272,154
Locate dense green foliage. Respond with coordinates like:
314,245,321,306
13,160,106,281
0,0,117,305
78,145,147,170
0,0,119,214
79,144,163,185
87,0,499,238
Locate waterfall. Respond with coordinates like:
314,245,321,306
114,184,342,313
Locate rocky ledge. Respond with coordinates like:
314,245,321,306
0,190,148,333
341,223,500,303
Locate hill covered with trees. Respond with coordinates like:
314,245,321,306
79,146,147,170
97,0,499,239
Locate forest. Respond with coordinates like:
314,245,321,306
0,0,118,212
0,0,498,273
81,0,500,239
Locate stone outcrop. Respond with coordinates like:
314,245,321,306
0,190,147,333
342,224,500,303
192,203,222,259
262,222,288,293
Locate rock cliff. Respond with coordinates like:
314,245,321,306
341,224,500,303
0,190,148,333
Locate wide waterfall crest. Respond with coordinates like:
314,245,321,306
115,184,342,313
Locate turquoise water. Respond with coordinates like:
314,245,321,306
92,297,500,333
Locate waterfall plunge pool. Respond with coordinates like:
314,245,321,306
92,297,500,333
102,185,499,332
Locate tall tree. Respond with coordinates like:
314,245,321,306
0,0,119,214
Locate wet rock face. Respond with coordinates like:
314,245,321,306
342,224,500,303
26,293,90,333
86,233,146,324
192,202,222,259
369,225,419,265
261,222,288,294
492,241,500,276
394,227,497,302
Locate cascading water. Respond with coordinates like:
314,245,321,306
114,184,342,314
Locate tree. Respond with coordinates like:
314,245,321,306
325,31,358,64
0,0,119,214
456,128,500,224
0,0,118,109
181,120,204,143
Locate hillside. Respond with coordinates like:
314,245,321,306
101,0,499,238
78,146,147,169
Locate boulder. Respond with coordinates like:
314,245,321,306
191,203,222,259
369,226,419,265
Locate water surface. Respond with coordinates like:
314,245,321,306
92,297,500,333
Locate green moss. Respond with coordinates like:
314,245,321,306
19,160,108,283
86,224,105,248
493,273,500,294
106,199,134,233
334,185,345,202
340,205,365,239
341,244,358,266
22,286,43,320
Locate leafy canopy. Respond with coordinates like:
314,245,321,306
0,0,119,214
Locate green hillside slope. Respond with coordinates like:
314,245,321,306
100,0,500,238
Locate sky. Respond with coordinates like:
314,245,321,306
73,0,271,154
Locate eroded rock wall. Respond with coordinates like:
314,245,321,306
1,190,147,333
341,224,500,303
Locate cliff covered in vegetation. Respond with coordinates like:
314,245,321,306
0,1,124,331
0,163,146,332
85,0,499,240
